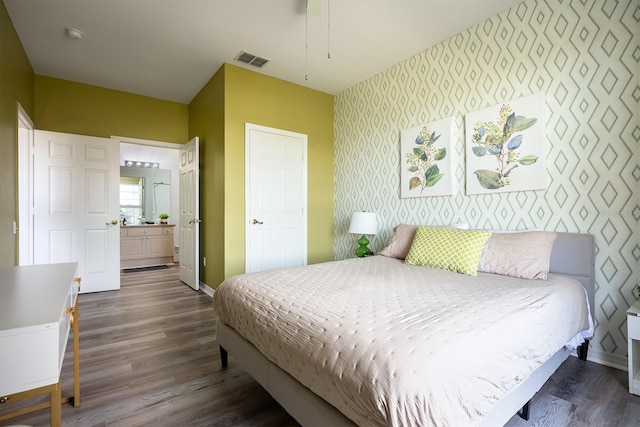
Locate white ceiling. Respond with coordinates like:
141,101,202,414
4,0,523,104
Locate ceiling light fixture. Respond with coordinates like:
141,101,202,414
124,160,159,169
65,27,84,40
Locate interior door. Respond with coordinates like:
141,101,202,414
33,130,120,293
179,137,200,290
245,124,307,273
17,104,34,266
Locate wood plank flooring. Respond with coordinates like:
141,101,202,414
2,266,639,426
1,266,296,427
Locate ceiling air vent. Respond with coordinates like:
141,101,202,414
235,51,271,68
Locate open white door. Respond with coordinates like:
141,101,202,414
245,124,307,273
17,104,35,266
179,137,200,290
33,130,120,293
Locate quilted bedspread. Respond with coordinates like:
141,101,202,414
213,256,591,427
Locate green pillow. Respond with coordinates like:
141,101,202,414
405,227,491,276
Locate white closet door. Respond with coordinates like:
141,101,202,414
245,123,307,273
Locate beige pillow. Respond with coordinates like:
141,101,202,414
378,224,420,259
378,223,468,259
478,231,557,280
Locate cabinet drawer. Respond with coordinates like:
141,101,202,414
629,314,640,340
126,226,164,236
0,326,59,395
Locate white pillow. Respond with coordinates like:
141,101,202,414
478,231,557,280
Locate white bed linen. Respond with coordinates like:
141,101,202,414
213,256,591,427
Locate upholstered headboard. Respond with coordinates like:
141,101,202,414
549,232,595,317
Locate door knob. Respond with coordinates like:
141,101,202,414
106,219,118,225
251,219,264,225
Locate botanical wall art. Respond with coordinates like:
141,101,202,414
465,92,547,195
401,117,455,198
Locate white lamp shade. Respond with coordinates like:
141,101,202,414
348,212,378,235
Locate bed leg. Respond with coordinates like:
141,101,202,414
220,345,228,368
518,400,530,421
577,339,589,361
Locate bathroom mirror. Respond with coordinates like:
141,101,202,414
120,167,171,225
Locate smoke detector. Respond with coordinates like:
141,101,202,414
65,27,84,40
234,51,270,68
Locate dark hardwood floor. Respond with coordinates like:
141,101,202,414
2,266,639,426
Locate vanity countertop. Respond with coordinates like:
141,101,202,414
122,223,175,227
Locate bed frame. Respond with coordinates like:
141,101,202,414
216,232,595,426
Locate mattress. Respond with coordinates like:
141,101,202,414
213,256,591,427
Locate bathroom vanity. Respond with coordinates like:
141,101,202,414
120,224,175,269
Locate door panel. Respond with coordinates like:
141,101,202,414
246,124,307,273
85,229,109,273
179,137,200,290
34,130,120,293
49,167,72,213
49,230,73,263
49,139,74,158
86,169,109,213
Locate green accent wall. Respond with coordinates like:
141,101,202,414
35,75,189,143
189,65,226,290
190,64,334,288
0,1,34,267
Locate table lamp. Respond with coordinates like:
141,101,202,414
348,212,377,257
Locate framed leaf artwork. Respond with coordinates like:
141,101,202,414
465,92,547,195
400,117,455,198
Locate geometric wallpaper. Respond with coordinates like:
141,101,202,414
334,0,639,366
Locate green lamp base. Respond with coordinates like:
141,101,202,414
355,235,374,257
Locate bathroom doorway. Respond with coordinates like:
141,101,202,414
117,137,182,268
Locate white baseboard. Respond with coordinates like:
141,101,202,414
199,281,214,298
579,347,628,371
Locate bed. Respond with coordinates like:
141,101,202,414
213,229,594,426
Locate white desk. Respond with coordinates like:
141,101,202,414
0,262,80,426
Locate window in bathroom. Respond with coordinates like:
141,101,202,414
120,177,144,224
